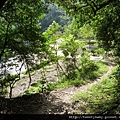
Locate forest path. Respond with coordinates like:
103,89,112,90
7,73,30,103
44,64,114,114
1,62,115,114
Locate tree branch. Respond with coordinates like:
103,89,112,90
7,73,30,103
73,0,115,16
95,0,115,14
0,21,11,61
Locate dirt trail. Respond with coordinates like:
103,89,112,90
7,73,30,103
45,65,114,114
51,65,113,102
1,64,114,114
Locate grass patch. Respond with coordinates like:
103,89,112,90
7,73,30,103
56,78,90,89
92,61,108,78
72,65,120,114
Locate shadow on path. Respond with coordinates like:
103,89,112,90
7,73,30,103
0,93,72,114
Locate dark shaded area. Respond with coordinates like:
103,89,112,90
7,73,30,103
0,92,72,114
0,0,7,10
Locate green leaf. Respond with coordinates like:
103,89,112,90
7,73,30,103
31,83,39,87
15,78,20,81
24,90,30,94
39,80,46,85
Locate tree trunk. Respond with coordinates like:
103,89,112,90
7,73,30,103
27,64,32,89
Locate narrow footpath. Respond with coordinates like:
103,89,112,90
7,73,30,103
39,65,114,114
1,63,114,114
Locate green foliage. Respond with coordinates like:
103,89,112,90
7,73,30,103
31,83,39,87
48,0,120,61
43,21,63,62
93,62,108,78
24,80,50,94
93,48,105,57
1,0,118,101
63,20,79,38
0,0,47,56
78,49,99,80
56,77,87,89
25,60,50,73
24,89,31,95
0,89,8,96
0,0,49,97
0,74,20,98
41,4,72,31
59,34,84,79
55,62,108,88
79,61,99,80
92,1,120,58
43,21,60,39
63,20,94,40
60,35,82,57
59,33,101,81
78,24,95,40
46,83,56,91
24,84,41,95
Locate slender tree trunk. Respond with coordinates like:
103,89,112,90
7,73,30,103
57,62,67,78
9,83,13,99
23,55,32,89
27,63,32,89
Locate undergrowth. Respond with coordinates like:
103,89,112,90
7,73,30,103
24,61,108,95
55,61,108,89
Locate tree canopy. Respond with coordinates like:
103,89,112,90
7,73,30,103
1,0,119,49
0,0,49,83
0,0,49,98
46,0,120,60
0,0,47,59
